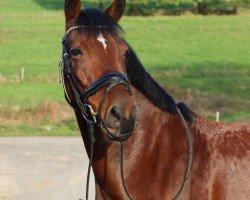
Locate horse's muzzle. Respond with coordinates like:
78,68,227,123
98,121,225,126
105,105,139,135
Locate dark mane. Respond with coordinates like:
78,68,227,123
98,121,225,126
125,47,193,122
74,8,193,122
125,47,178,114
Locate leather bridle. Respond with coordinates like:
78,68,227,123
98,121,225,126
60,27,134,141
59,26,193,200
59,26,135,200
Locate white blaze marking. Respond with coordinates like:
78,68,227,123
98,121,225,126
97,33,107,50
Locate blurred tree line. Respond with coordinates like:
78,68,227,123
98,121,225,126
95,0,250,15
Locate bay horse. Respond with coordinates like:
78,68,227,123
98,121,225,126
60,0,250,199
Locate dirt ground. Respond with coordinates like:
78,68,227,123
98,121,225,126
0,137,95,200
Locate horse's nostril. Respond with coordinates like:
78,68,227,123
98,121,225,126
106,106,122,128
106,105,139,133
111,106,123,120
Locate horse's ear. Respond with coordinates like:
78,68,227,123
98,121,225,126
105,0,126,22
64,0,81,29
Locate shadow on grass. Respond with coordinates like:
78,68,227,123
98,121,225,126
33,0,106,10
33,0,63,10
147,61,250,78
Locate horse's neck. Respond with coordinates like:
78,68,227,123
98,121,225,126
125,90,190,197
75,89,190,198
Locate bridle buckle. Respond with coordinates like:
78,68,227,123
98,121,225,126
83,104,97,124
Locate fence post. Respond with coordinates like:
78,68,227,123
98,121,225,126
20,67,25,80
216,111,220,122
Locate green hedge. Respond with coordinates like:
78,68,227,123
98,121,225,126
193,1,237,15
32,0,249,15
124,0,248,15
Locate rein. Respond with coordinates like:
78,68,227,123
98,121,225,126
59,26,193,200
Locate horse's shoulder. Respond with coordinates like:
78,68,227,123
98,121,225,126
211,121,250,160
192,116,250,160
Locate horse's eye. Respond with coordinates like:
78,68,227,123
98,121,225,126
70,49,82,57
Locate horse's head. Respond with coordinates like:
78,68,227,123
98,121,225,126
61,0,139,140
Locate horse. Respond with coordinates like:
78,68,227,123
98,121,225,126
60,0,250,199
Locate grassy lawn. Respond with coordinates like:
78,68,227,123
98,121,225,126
0,0,250,136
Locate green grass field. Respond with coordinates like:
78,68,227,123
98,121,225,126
1,0,250,136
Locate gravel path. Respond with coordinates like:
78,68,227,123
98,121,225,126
0,137,95,200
